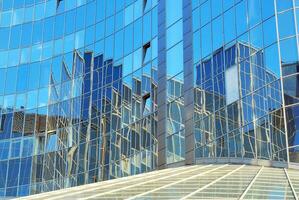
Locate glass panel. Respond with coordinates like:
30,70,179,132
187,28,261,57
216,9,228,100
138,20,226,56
201,23,212,58
166,0,182,27
167,42,183,77
212,16,223,50
278,10,296,39
166,19,182,49
223,8,236,43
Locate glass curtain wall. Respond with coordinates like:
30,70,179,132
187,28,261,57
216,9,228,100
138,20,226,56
0,0,158,197
192,0,299,165
165,0,185,164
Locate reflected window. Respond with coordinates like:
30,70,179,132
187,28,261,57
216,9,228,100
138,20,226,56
282,62,299,77
142,92,150,116
202,59,212,82
286,105,299,162
7,159,20,187
283,74,299,105
0,141,9,160
10,139,21,158
46,132,57,152
225,45,236,68
225,64,239,105
57,0,63,8
75,30,85,49
280,37,298,63
3,95,15,109
19,157,32,186
143,0,149,12
16,94,26,109
143,42,151,64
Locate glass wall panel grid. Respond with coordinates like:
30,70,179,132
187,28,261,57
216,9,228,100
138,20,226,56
1,0,299,198
191,0,299,168
0,0,158,198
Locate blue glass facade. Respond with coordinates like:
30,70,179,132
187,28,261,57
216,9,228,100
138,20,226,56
0,0,158,197
0,0,299,198
191,0,299,167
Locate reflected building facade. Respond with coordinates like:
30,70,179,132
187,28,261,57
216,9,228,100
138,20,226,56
0,0,299,198
193,42,287,163
0,0,158,197
189,0,299,167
